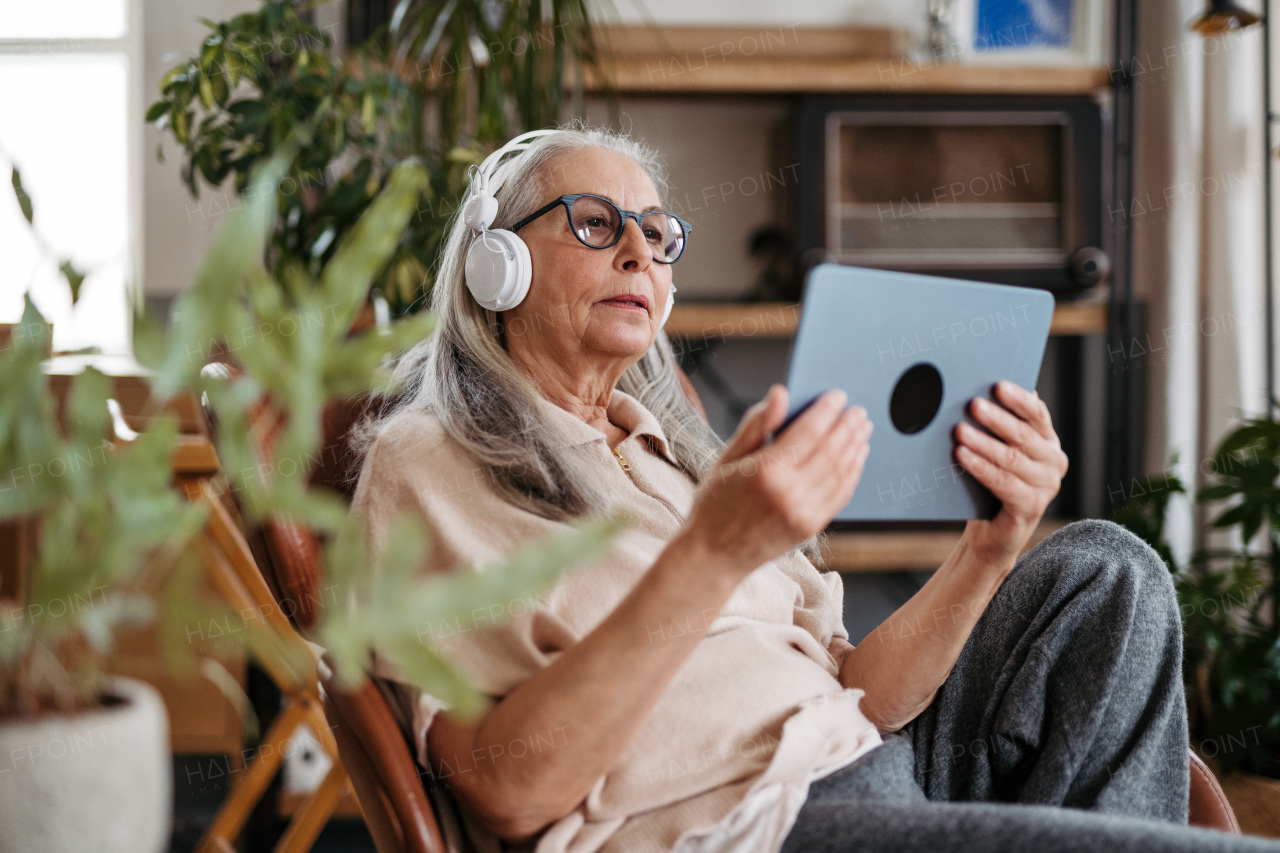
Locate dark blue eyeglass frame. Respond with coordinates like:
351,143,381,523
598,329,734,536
509,192,693,264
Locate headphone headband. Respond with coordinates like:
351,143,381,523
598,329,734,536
473,129,561,196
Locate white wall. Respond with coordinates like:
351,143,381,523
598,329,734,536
585,96,795,301
142,0,260,297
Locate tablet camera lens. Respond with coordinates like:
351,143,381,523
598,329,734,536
890,362,944,435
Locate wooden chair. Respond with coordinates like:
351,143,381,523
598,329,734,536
225,373,1243,852
186,367,359,853
185,477,354,853
320,664,445,853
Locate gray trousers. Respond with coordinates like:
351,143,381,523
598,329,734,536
780,519,1280,853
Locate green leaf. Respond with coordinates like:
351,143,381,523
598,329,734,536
198,72,216,110
10,167,33,223
361,91,376,134
173,109,191,145
158,64,189,93
382,636,485,716
64,366,110,446
225,51,244,87
13,293,50,356
59,260,86,304
130,306,168,372
145,101,170,123
228,99,269,120
1197,483,1238,502
1212,503,1249,530
321,311,436,398
318,159,429,327
408,514,628,634
0,297,58,522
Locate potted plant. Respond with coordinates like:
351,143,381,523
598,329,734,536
147,0,614,317
0,169,207,851
0,144,620,849
1112,427,1280,836
0,303,187,852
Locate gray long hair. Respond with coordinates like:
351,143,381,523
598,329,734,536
374,123,823,565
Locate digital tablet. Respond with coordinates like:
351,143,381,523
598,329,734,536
783,264,1055,522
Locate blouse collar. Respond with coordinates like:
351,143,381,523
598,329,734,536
532,388,679,467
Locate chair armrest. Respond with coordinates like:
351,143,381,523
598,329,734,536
321,664,448,853
1189,748,1241,834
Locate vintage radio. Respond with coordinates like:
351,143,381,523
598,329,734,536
794,95,1110,297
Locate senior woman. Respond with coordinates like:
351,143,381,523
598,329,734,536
351,126,1277,853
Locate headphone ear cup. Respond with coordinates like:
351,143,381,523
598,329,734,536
465,229,532,312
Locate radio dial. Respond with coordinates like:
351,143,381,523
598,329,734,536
1070,246,1110,287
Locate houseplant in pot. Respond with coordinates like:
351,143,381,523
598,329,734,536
0,167,209,852
1111,429,1280,835
0,303,195,852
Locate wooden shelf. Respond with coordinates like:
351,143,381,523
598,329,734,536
1047,299,1109,335
585,26,1110,96
664,298,1107,340
824,518,1070,573
595,59,1111,96
666,302,802,340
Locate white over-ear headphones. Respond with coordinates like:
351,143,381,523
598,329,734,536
462,129,676,327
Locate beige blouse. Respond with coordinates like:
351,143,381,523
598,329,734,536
349,388,882,853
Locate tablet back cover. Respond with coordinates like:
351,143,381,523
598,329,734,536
785,264,1055,522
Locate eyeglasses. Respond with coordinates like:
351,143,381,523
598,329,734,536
510,193,692,264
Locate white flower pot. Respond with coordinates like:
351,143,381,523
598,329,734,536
0,676,171,853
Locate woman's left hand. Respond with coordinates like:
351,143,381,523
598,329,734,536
953,380,1069,570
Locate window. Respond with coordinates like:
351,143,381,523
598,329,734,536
0,0,136,354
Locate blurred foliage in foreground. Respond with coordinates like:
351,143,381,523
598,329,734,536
1,144,621,720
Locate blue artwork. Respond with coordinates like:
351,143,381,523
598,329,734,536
975,0,1075,50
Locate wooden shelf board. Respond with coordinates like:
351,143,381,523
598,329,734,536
665,299,1107,340
588,58,1109,96
825,518,1070,573
1049,300,1109,335
666,302,801,340
595,25,909,61
581,25,1108,95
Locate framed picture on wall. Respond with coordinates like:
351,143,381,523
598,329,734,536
947,0,1112,66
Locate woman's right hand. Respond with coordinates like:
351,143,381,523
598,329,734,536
679,385,872,581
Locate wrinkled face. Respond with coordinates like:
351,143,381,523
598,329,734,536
502,147,674,376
